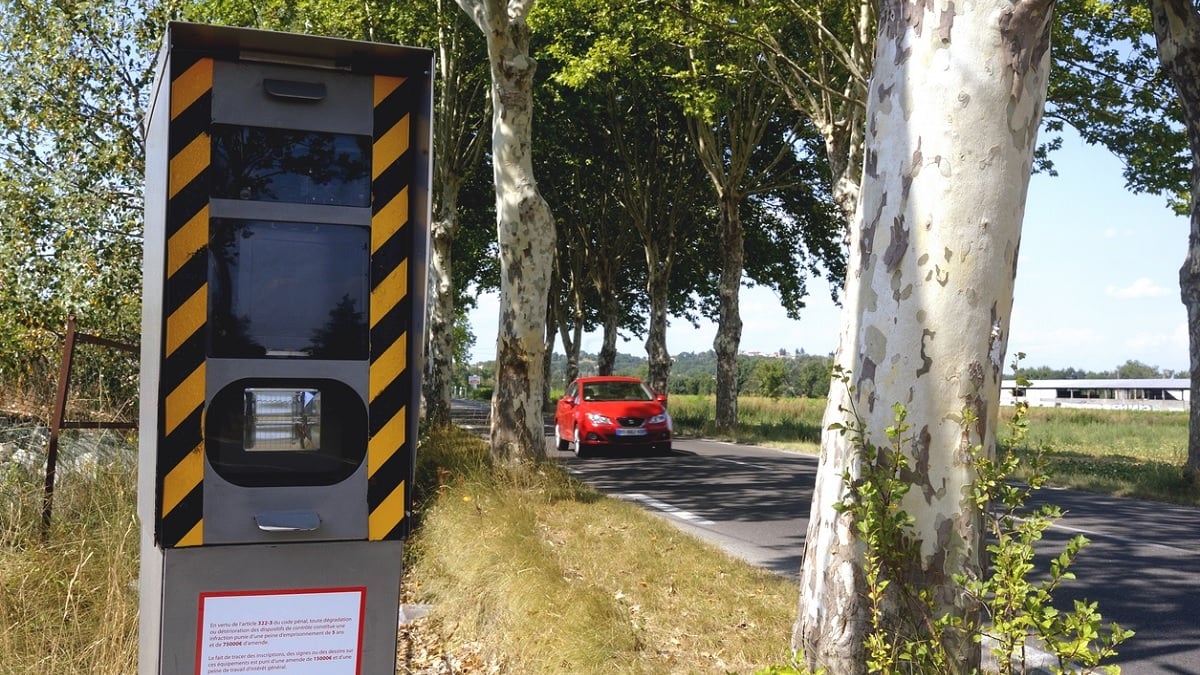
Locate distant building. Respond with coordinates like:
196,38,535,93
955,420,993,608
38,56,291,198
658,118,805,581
1000,378,1190,411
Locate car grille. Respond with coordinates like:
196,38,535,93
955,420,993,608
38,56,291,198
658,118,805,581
617,416,645,427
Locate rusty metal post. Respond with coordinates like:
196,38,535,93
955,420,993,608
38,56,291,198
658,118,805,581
43,315,78,532
40,316,138,534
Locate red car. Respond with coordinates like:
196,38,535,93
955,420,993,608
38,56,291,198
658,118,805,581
554,376,672,457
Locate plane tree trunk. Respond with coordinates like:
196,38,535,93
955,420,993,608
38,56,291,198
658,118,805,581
554,252,584,386
644,244,672,396
1149,0,1200,484
713,194,744,430
686,76,790,433
794,1,1055,671
456,0,555,462
424,177,460,428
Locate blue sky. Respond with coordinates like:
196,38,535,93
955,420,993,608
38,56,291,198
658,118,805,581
468,128,1190,374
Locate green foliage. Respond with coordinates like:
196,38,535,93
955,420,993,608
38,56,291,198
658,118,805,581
829,391,957,672
964,392,1133,674
753,359,788,399
1013,358,1177,381
831,359,1132,674
0,0,169,409
181,0,389,41
534,0,846,353
1045,0,1188,212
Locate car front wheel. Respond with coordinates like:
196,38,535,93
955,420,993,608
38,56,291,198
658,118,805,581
572,427,589,458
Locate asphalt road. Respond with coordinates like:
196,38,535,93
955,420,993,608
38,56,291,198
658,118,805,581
547,434,1200,675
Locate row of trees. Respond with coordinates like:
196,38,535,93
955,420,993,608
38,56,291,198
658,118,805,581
1021,359,1183,381
0,0,848,431
4,0,1200,671
537,350,837,398
0,0,164,411
1,2,1190,442
464,351,1179,402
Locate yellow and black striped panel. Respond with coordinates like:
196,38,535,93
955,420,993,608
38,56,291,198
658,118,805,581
158,53,212,548
368,75,416,541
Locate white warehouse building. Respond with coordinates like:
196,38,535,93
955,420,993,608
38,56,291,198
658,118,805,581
999,378,1191,411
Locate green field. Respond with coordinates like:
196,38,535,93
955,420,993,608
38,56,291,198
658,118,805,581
669,395,1199,506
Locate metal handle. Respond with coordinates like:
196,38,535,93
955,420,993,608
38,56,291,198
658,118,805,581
263,78,326,101
255,511,321,532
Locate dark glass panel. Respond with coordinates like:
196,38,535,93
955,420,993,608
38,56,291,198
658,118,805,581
211,124,371,207
208,219,369,360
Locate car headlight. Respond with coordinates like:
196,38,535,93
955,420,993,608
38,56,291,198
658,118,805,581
649,412,668,425
586,412,613,426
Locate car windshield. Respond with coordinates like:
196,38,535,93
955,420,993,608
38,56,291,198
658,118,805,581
582,381,653,402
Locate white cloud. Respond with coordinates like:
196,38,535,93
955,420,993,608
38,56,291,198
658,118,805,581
1127,331,1173,351
1106,278,1170,299
1123,323,1189,370
1007,325,1097,362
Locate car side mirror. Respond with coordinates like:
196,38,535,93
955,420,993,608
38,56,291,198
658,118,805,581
656,394,668,405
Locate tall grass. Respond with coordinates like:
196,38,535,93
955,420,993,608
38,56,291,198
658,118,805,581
0,425,139,674
1001,406,1196,504
1011,406,1187,463
670,395,825,451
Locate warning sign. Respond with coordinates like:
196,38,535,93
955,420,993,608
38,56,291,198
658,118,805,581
196,588,366,674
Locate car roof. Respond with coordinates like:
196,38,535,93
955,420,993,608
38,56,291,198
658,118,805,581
574,376,643,384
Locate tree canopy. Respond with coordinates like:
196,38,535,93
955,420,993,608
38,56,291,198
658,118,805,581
0,0,1189,434
0,0,168,409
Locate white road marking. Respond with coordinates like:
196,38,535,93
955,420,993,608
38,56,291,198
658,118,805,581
710,456,775,471
616,493,716,526
1043,519,1194,555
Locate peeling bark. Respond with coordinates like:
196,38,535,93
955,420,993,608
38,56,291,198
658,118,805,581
714,194,744,430
423,190,458,428
645,251,672,396
1149,0,1200,484
794,1,1054,671
457,0,555,463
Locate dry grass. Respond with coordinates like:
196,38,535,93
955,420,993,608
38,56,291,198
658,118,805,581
1,422,801,675
401,427,800,674
0,428,139,675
